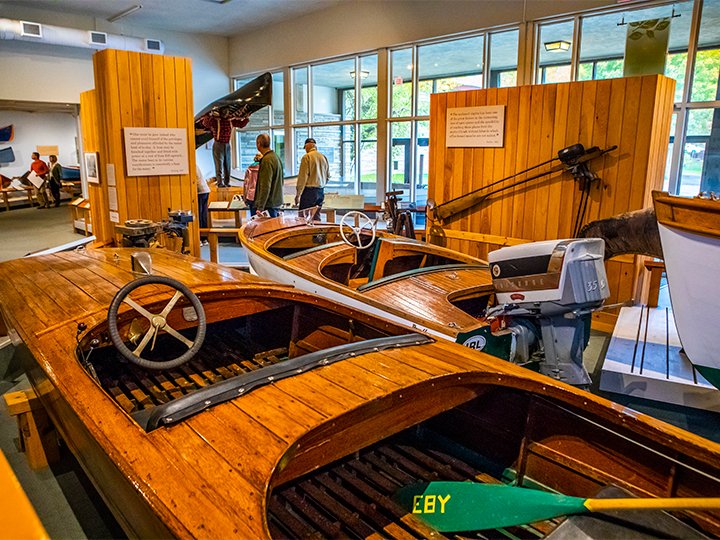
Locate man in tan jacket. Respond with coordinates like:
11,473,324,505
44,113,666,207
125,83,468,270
295,137,329,221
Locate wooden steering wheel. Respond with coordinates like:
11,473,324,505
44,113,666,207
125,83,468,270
339,211,377,249
107,276,206,370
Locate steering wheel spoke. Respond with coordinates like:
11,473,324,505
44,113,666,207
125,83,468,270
163,324,194,349
123,296,155,322
339,211,377,249
108,276,206,370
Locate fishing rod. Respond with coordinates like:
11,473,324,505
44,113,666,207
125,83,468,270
428,143,617,225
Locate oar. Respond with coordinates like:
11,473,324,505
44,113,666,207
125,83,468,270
394,482,720,532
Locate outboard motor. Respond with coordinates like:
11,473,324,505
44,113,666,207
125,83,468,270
487,238,609,386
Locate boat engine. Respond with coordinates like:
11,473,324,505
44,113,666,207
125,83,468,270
487,238,609,386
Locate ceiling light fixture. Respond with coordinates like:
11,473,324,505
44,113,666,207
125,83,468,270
350,70,370,79
544,40,571,52
108,4,142,23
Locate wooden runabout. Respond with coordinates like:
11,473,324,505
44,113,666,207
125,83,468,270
240,214,495,342
1,249,720,538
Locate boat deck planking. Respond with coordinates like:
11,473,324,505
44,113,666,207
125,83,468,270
1,249,720,537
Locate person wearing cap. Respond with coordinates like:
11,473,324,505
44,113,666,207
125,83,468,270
254,133,284,217
295,137,330,221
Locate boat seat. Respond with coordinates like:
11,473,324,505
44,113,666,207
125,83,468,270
357,263,489,292
283,241,346,260
366,237,425,282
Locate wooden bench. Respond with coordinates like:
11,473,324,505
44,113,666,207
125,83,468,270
0,187,35,211
644,259,665,308
0,450,48,538
3,388,58,469
199,228,243,263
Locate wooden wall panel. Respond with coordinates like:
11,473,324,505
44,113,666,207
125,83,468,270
428,75,675,330
89,49,199,256
79,90,111,244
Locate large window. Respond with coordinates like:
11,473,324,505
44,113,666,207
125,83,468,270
536,0,720,196
389,30,519,203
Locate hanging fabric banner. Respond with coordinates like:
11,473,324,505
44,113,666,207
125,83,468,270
624,17,671,77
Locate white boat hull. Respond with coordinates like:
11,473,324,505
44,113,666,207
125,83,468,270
658,222,720,378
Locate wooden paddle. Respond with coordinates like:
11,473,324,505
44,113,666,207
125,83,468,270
395,481,720,532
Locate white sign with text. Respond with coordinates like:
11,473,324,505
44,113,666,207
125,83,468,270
123,127,189,176
446,105,505,148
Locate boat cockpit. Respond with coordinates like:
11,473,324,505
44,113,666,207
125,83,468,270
76,276,430,432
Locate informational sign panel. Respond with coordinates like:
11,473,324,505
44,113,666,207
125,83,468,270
446,105,505,148
123,127,189,176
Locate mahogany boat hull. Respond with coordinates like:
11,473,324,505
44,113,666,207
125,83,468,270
1,249,719,538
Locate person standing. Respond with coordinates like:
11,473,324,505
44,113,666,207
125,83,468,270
29,152,49,209
254,133,283,218
196,164,210,229
243,153,262,217
200,110,248,187
47,154,63,207
295,137,330,221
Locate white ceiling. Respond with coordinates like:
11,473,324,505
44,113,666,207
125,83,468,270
1,0,351,37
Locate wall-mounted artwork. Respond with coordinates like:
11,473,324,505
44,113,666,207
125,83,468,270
0,125,14,143
84,152,99,184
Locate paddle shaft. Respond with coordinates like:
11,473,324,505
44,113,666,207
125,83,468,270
585,497,720,512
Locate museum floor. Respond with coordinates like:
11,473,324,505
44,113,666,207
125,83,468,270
0,206,719,538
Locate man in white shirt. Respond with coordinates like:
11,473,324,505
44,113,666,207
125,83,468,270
295,137,329,221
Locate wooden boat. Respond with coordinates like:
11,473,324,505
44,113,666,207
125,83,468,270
653,191,720,389
240,213,610,385
2,249,720,538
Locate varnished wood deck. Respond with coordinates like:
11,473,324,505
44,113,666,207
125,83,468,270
1,249,720,538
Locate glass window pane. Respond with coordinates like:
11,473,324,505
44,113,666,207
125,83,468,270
305,125,344,193
312,58,355,123
390,121,411,194
391,48,413,118
271,71,284,126
360,54,378,119
489,30,519,88
293,67,308,124
537,20,574,83
417,36,485,116
415,121,429,205
664,112,677,191
337,124,356,194
237,130,263,174
692,0,720,102
579,3,691,94
679,108,713,196
272,130,286,175
360,123,377,203
294,127,308,174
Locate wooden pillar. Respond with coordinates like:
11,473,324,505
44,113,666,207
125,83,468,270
89,49,199,256
80,90,112,244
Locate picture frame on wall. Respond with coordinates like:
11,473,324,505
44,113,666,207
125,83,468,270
84,152,99,184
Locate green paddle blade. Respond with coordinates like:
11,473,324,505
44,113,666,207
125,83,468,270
395,482,588,532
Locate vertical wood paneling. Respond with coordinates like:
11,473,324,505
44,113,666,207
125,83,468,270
87,50,198,256
429,75,675,328
80,90,111,243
